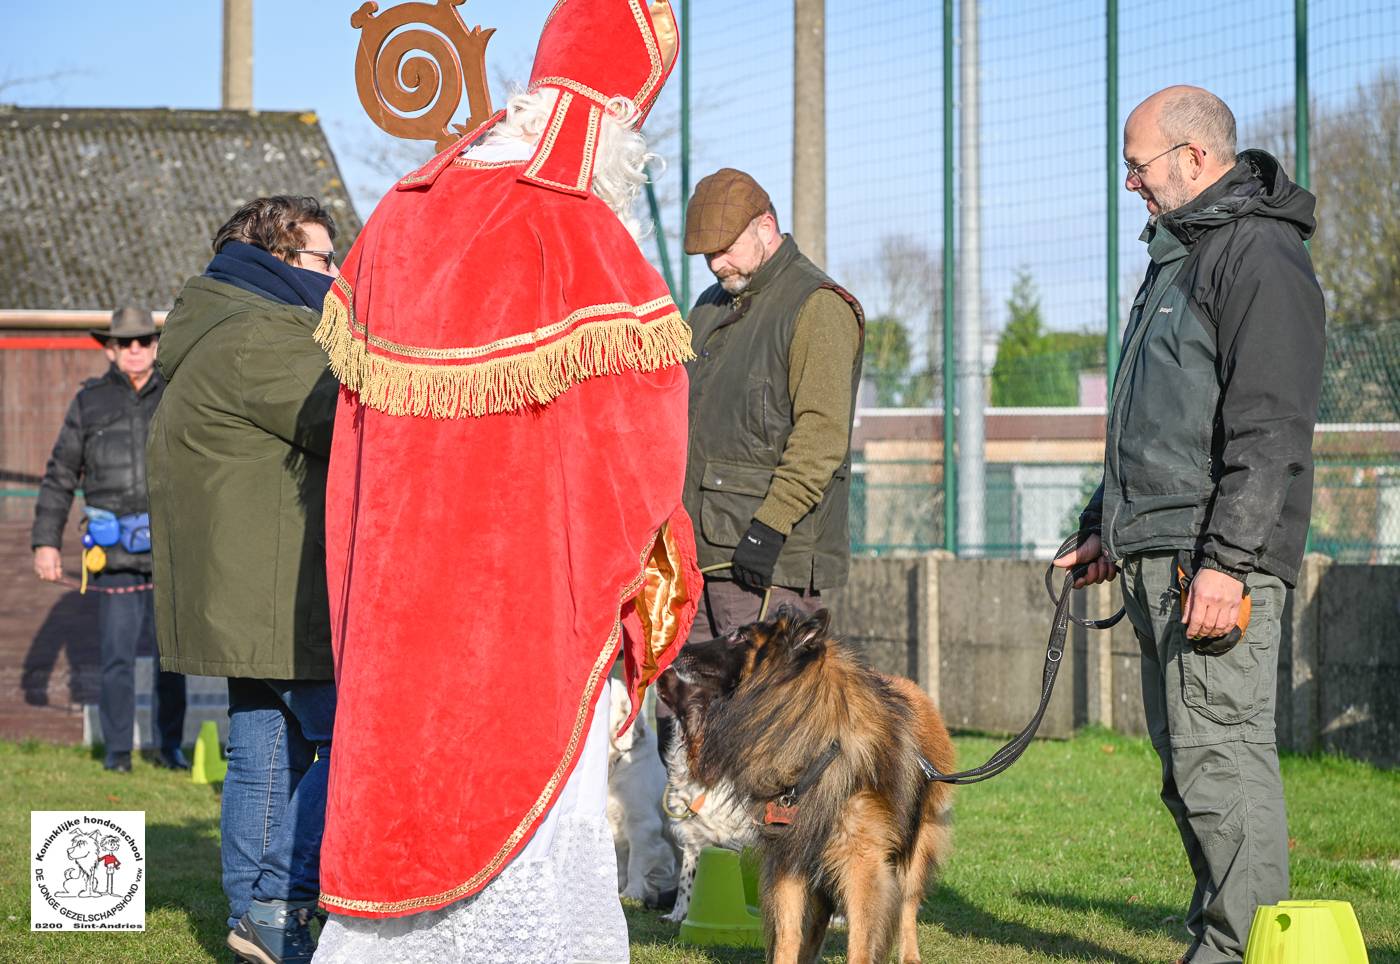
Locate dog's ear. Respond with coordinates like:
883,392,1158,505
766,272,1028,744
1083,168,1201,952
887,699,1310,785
771,603,801,625
789,609,831,652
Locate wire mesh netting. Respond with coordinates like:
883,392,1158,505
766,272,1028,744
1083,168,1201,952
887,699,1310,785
672,0,1399,561
2,3,1396,563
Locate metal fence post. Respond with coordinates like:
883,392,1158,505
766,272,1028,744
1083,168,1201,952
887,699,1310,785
1106,0,1119,395
1295,0,1309,192
679,0,692,314
1296,0,1312,551
644,174,676,300
942,0,958,554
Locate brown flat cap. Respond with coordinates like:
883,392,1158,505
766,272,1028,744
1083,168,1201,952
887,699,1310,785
684,168,771,255
89,307,159,343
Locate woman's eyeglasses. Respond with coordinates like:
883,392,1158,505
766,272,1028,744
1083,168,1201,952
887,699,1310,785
295,248,337,271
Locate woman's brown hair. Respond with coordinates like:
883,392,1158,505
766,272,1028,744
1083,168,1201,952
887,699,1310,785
211,196,337,262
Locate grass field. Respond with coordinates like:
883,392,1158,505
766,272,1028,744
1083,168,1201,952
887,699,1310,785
1,729,1396,962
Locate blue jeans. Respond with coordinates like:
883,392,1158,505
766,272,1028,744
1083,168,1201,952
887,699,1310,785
95,570,186,762
222,678,336,929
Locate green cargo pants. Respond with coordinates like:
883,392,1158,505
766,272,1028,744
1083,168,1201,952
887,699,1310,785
1120,552,1290,964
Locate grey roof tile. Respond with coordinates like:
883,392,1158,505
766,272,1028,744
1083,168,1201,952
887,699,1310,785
0,106,362,310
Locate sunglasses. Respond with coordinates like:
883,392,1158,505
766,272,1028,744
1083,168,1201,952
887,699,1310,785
111,335,157,349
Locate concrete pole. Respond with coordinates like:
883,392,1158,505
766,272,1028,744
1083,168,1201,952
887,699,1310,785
956,0,985,555
222,0,254,111
792,0,827,267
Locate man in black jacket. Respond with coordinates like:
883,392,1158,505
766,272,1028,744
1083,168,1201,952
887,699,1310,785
1056,87,1325,964
32,307,188,773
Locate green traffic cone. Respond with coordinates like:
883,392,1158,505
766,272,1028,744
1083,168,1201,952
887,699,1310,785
677,847,764,948
191,720,228,785
1244,900,1369,964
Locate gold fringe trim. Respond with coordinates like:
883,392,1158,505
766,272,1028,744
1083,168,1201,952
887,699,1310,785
315,294,695,418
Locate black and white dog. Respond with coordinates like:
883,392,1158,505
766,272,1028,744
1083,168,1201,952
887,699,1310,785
659,726,755,922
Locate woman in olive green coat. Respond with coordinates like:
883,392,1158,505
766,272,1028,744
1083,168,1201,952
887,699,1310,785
146,195,340,963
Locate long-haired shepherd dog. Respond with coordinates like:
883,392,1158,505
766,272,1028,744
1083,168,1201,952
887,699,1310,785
657,608,955,964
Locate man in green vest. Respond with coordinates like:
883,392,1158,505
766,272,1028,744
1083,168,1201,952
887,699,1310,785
679,168,864,644
1056,86,1325,964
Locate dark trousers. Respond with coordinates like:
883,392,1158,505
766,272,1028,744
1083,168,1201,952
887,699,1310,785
686,577,824,643
95,570,186,761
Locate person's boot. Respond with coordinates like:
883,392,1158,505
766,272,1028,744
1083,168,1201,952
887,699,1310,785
155,747,191,770
227,898,318,964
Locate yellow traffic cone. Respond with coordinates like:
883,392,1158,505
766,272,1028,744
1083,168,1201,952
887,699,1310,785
191,720,228,785
1244,900,1369,963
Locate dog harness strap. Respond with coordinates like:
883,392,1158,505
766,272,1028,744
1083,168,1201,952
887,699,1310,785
759,740,842,825
792,740,842,798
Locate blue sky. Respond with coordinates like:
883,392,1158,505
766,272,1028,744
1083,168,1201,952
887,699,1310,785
4,1,1397,359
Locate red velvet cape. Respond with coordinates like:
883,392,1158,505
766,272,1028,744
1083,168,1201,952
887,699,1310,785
315,147,700,918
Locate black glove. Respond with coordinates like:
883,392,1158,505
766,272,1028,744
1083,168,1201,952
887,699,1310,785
731,520,785,590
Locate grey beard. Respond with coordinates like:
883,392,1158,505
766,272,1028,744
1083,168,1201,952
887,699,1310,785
719,274,751,295
1158,160,1192,214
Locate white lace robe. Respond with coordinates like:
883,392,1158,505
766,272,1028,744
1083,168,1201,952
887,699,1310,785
312,683,628,964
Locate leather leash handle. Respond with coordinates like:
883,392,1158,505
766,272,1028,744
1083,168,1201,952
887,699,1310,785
1043,532,1126,630
698,562,774,621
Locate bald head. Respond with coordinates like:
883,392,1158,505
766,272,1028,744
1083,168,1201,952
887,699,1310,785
1130,86,1237,166
1123,86,1238,216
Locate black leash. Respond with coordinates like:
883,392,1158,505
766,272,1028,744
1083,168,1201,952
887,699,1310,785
922,534,1124,785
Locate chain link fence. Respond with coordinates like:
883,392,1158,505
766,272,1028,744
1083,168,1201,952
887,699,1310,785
3,4,1397,563
848,320,1400,562
672,0,1398,561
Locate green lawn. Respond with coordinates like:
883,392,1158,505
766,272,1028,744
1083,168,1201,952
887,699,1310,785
1,730,1396,962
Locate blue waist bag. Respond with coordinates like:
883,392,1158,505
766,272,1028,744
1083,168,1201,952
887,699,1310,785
84,508,151,553
119,513,152,554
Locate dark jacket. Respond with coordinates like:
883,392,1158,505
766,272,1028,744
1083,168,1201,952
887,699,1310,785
32,365,164,574
147,276,338,679
1082,150,1326,586
684,236,864,590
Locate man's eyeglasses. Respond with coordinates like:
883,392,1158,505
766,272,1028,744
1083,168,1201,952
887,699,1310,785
112,335,157,349
295,248,337,271
1124,142,1194,181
